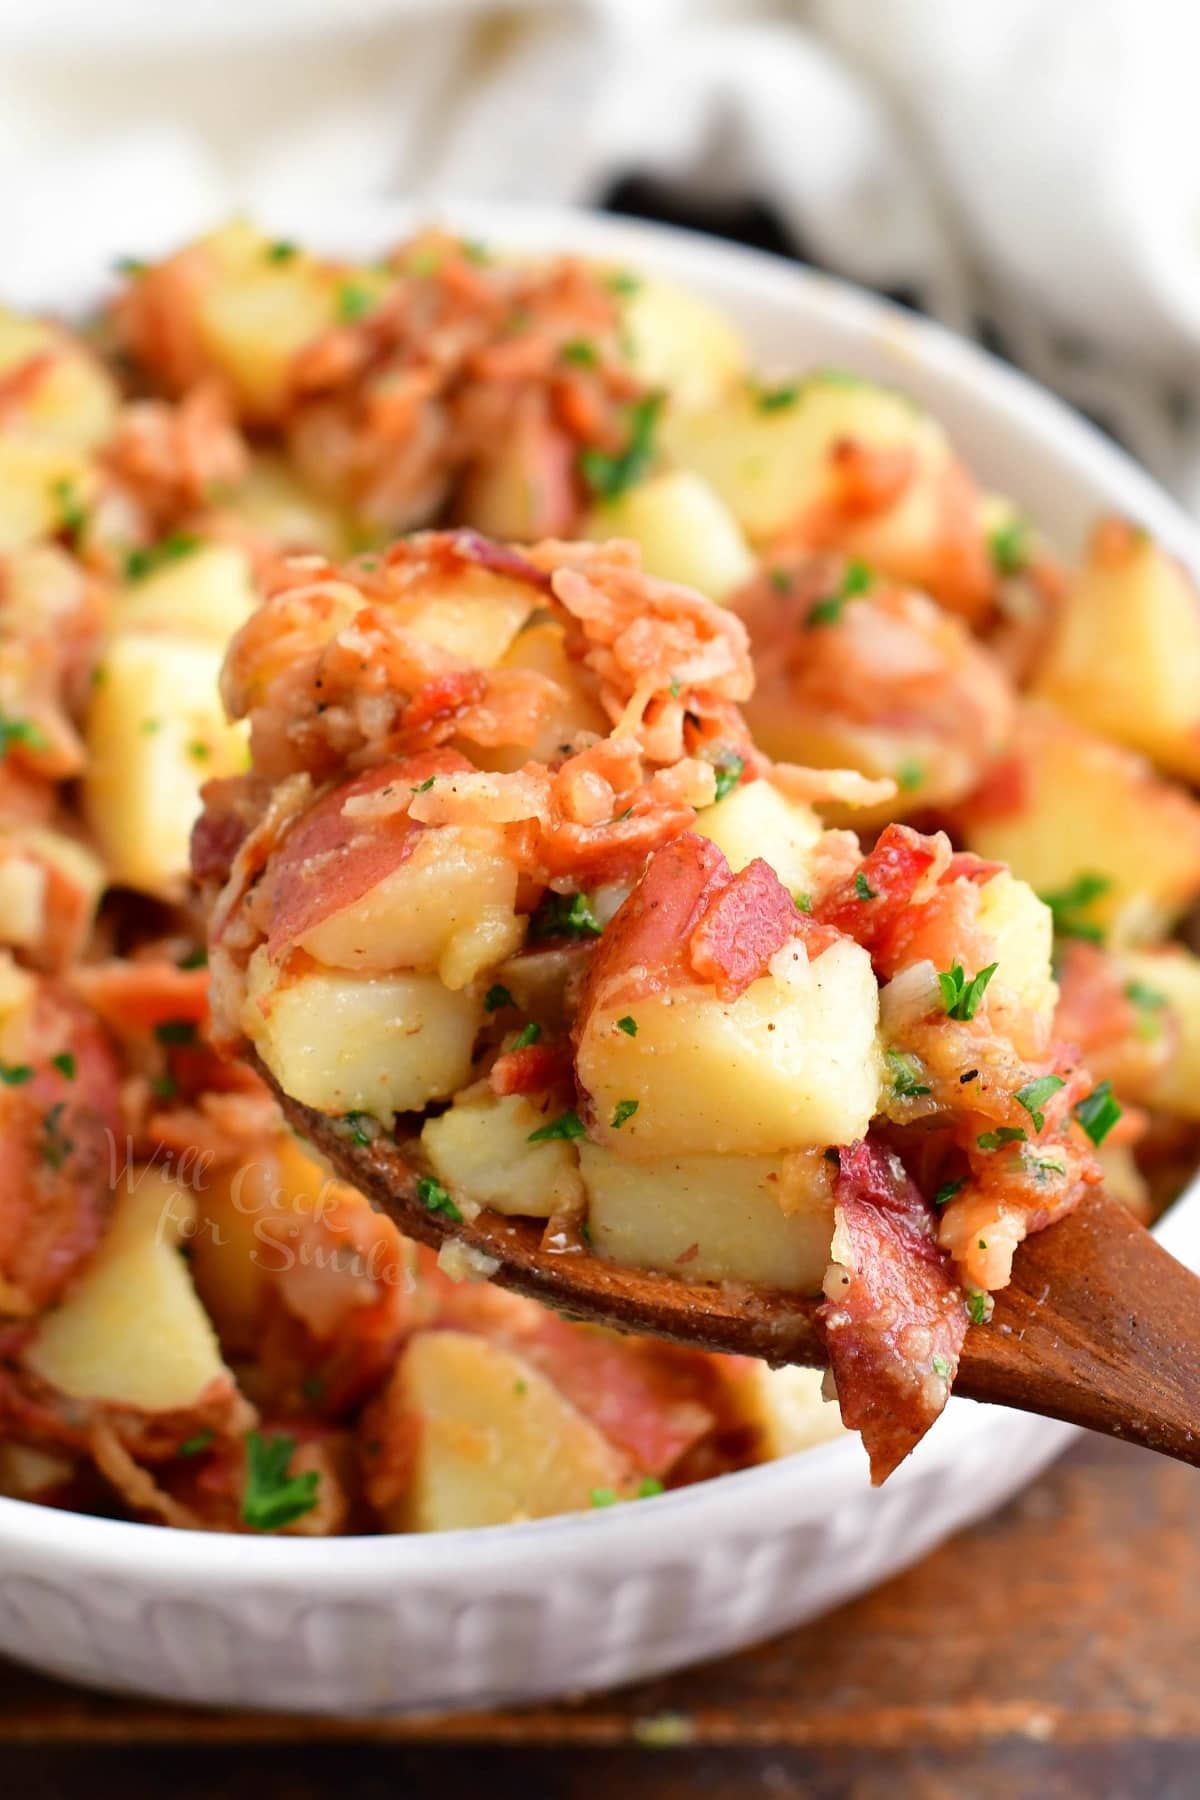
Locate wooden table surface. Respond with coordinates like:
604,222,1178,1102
4,1434,1198,1799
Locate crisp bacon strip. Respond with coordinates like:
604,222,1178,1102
575,831,729,1022
816,822,940,952
688,856,805,1001
818,1140,967,1484
489,1041,571,1098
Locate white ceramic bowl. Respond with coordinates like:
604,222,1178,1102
2,202,1197,1716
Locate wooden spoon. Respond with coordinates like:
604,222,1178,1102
267,1072,1200,1470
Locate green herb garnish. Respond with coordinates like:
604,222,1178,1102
966,1290,989,1326
485,984,515,1013
977,1126,1027,1151
0,1062,33,1086
934,1178,965,1207
590,1486,618,1507
1014,1074,1066,1133
989,518,1031,577
887,1048,932,1099
1074,1080,1122,1147
616,1016,638,1037
241,1431,320,1533
711,753,745,803
611,1099,639,1129
0,712,49,760
337,281,375,323
265,241,298,264
854,871,877,902
154,1019,197,1046
561,338,599,368
416,1175,463,1222
1038,872,1111,944
579,393,663,501
41,1100,74,1170
808,558,873,627
511,1021,542,1050
755,382,799,413
50,1053,76,1080
530,890,603,941
938,960,998,1023
527,1109,586,1145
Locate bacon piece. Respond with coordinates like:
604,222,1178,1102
71,960,209,1038
816,822,941,953
960,751,1028,823
488,1040,572,1098
449,529,555,594
829,438,917,516
939,852,1006,888
400,669,488,733
190,803,250,887
0,982,123,1319
817,1139,967,1484
688,857,805,1000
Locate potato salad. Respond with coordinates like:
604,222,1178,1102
1,224,1198,1528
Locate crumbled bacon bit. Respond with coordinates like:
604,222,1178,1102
688,857,804,1001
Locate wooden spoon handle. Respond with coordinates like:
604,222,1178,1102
957,1189,1200,1466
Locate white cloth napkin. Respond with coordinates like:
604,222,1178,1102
2,0,1199,504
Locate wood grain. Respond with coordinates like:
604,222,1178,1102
4,1436,1200,1797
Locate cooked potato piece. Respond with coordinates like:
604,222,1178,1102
577,936,880,1157
584,470,755,600
111,543,259,644
975,869,1057,1024
1094,1140,1150,1215
1034,519,1200,783
293,824,525,989
476,619,610,773
740,1364,846,1457
0,436,96,554
959,707,1200,944
380,1329,628,1530
692,777,822,897
224,451,351,556
242,949,481,1119
1113,947,1200,1121
192,222,390,422
25,1166,231,1410
617,272,748,413
581,1143,834,1289
83,631,248,897
0,310,118,448
398,568,540,668
422,1089,585,1218
0,824,105,968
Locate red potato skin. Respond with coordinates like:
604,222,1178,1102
262,749,470,960
689,856,835,1001
0,982,123,1318
818,1139,967,1483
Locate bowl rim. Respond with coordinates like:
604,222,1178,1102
2,197,1197,1581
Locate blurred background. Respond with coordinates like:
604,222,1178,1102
3,0,1200,504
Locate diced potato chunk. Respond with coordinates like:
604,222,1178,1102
381,1329,628,1530
975,870,1057,1023
577,936,880,1157
225,452,350,556
0,309,118,450
740,1364,846,1457
0,824,106,967
399,568,539,668
83,631,248,898
242,949,481,1119
25,1166,230,1411
1034,519,1200,783
664,373,949,543
581,1143,834,1289
1113,947,1200,1121
0,436,95,554
293,824,524,989
959,707,1200,945
584,470,755,600
617,273,748,414
693,777,823,897
476,620,610,772
111,543,259,644
422,1089,585,1218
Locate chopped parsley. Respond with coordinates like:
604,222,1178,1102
150,1073,178,1101
1038,872,1111,944
1014,1074,1066,1133
0,712,49,760
897,758,924,793
977,1126,1027,1152
511,1021,541,1050
337,281,375,323
578,393,663,501
808,558,873,627
337,1110,377,1148
41,1101,74,1170
114,255,146,277
125,531,200,582
711,753,745,803
607,270,641,298
530,890,603,941
937,960,998,1023
795,892,813,914
966,1290,990,1326
887,1048,932,1099
405,246,442,279
0,1062,33,1086
616,1015,638,1038
636,1477,665,1498
416,1176,462,1223
560,338,599,368
933,1178,965,1207
179,1430,216,1458
931,1354,952,1381
1125,978,1167,1012
1074,1080,1122,1147
154,1019,197,1047
484,984,516,1013
140,718,162,735
187,739,211,763
52,476,87,541
241,1431,320,1534
50,1053,76,1080
989,518,1032,577
1028,1153,1067,1183
769,567,793,594
265,240,298,264
854,871,877,902
589,1486,618,1508
527,1109,586,1145
755,381,800,413
409,776,436,796
611,1099,639,1129
178,946,208,970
